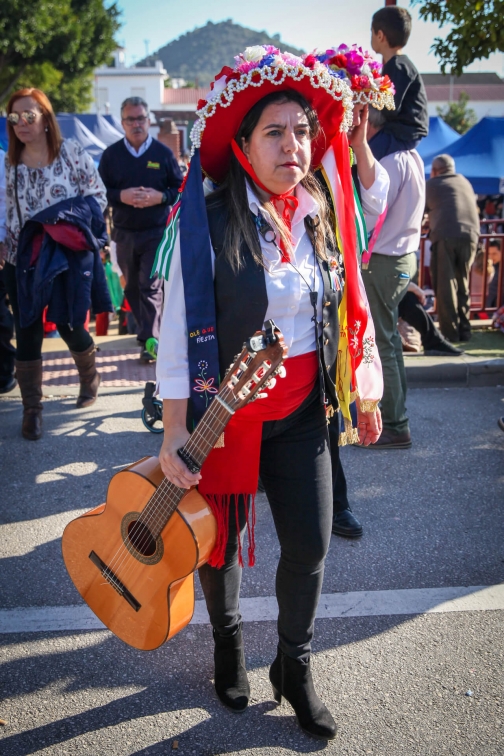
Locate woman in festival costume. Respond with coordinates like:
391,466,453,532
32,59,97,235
155,46,385,740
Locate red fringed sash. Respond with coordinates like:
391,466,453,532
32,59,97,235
332,131,368,373
199,351,318,568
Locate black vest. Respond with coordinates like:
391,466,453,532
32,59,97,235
205,191,343,408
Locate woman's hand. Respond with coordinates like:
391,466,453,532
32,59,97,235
159,399,201,489
356,403,382,446
348,104,369,151
159,426,201,489
348,105,375,191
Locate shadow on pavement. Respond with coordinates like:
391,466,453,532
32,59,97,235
0,626,340,755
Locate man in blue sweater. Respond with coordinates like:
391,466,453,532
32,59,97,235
99,97,183,361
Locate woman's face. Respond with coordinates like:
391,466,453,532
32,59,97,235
9,96,47,146
242,100,312,195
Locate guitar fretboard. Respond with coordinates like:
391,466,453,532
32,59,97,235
142,390,234,540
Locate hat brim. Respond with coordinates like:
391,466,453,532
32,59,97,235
199,74,348,184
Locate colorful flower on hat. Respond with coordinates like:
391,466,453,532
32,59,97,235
305,45,395,110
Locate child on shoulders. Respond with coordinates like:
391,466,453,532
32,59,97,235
370,6,429,160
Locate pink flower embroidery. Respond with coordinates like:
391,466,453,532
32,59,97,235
194,377,218,394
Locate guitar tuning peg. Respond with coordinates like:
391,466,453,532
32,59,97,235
266,378,276,390
256,392,268,399
278,366,286,378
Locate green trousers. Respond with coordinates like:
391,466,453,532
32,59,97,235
430,237,477,342
362,252,417,434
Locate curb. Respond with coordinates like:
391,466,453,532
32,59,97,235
405,357,504,388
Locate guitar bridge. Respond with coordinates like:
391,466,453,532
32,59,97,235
89,550,141,612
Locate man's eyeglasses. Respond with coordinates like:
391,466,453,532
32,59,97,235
7,111,39,125
122,116,148,125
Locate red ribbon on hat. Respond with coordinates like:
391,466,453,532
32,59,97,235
231,140,298,263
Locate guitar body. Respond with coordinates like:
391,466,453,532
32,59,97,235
62,456,217,650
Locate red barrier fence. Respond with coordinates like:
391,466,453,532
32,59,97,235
418,228,504,317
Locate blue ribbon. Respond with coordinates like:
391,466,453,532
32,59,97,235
179,149,220,424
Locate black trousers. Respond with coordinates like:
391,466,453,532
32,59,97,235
198,387,333,663
0,268,15,387
3,263,93,361
328,415,350,514
398,291,445,350
113,227,164,344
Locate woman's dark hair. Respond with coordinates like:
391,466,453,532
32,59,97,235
372,7,412,49
6,88,62,166
219,89,334,271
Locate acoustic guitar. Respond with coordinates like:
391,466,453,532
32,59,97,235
62,321,287,650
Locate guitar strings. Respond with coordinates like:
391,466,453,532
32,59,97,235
105,352,277,589
117,352,276,579
110,353,275,585
105,381,236,584
105,389,231,582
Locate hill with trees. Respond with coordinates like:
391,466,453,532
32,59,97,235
138,20,305,86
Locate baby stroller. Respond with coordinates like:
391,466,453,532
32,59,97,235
141,381,163,433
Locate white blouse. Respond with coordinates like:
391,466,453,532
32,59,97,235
156,182,325,400
4,138,107,265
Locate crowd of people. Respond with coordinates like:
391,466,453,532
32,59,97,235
0,4,503,742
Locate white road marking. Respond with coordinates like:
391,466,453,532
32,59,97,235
0,584,502,635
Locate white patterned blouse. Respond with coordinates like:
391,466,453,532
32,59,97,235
4,138,107,265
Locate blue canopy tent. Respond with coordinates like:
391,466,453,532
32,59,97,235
56,115,106,163
103,114,125,134
72,114,123,146
417,116,460,162
422,117,504,194
0,117,8,151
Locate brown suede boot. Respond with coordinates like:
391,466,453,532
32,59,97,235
71,344,101,409
15,359,43,441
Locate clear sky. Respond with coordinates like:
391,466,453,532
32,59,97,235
113,0,504,76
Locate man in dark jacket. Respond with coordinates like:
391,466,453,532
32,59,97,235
426,154,480,342
99,97,183,361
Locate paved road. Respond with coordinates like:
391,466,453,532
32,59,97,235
1,387,503,755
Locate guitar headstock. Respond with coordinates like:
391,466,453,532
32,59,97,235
218,320,287,412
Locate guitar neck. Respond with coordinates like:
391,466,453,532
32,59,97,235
147,393,233,539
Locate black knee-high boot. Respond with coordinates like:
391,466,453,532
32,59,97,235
270,647,337,740
213,624,250,712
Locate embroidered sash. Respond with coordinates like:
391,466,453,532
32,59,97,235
178,149,220,424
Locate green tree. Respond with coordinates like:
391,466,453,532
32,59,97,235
413,0,504,75
0,0,121,112
437,91,478,134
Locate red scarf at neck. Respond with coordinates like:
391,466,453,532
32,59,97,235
231,140,298,263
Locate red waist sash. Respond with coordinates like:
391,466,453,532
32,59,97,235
199,351,318,568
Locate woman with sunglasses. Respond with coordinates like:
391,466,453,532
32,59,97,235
3,88,109,440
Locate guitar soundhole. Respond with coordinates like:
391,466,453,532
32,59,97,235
127,521,156,557
121,511,164,565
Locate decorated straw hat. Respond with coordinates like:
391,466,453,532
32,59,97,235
190,45,354,184
305,45,396,109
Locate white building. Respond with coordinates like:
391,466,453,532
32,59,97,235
90,49,168,118
423,72,504,120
